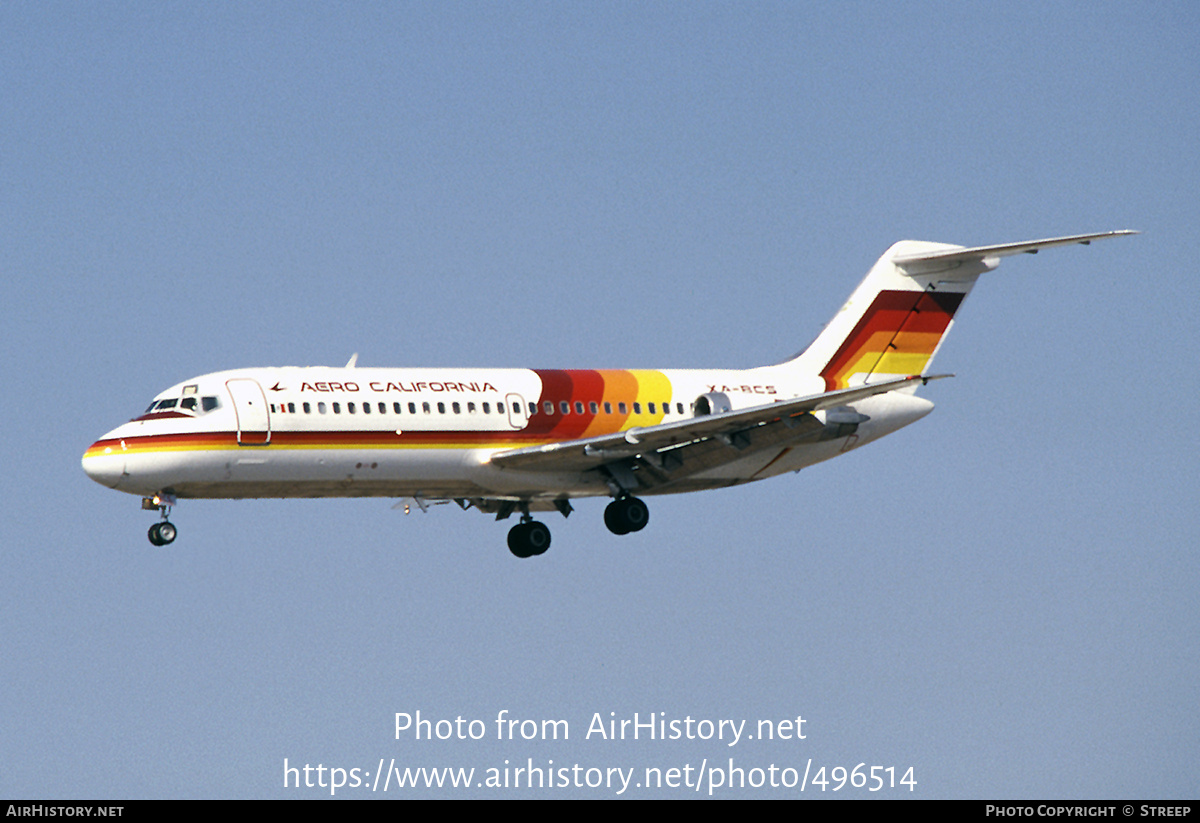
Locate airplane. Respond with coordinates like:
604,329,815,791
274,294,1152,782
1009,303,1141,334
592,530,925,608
83,230,1135,557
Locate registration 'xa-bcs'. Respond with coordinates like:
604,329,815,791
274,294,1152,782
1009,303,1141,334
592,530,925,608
83,231,1134,557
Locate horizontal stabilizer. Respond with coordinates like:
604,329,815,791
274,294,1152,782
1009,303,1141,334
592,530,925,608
893,230,1138,274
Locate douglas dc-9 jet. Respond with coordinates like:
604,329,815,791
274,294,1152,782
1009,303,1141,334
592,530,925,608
83,231,1134,557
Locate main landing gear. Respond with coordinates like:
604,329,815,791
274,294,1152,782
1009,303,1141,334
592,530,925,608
604,495,649,536
502,495,650,558
507,518,551,559
143,494,177,546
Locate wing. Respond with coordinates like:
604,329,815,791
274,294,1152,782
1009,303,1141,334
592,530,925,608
488,374,947,483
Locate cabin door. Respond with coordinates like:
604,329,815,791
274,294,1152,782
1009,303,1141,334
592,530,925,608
226,378,271,445
505,393,528,430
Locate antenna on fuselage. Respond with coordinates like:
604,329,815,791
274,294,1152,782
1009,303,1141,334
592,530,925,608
345,353,358,368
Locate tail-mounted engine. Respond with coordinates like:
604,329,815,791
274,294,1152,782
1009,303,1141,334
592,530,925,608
818,405,870,438
693,391,732,416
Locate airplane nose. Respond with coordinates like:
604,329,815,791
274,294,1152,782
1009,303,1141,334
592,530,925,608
82,441,126,489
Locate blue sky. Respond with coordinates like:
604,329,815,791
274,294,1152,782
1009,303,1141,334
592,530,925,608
2,2,1196,798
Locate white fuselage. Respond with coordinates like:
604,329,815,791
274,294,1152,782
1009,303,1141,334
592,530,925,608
82,364,932,505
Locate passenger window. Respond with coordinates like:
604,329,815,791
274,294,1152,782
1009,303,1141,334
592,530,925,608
648,402,656,414
452,402,461,414
303,402,311,414
468,402,476,413
677,403,684,414
408,402,416,414
604,401,612,414
333,403,341,414
560,401,569,414
349,403,357,414
483,402,491,414
437,402,446,414
619,402,627,414
394,403,402,414
288,403,295,413
589,401,598,414
498,403,505,413
544,401,553,414
379,403,387,414
318,402,327,414
633,402,642,414
422,402,431,414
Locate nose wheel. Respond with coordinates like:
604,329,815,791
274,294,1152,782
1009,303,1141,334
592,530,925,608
148,521,177,546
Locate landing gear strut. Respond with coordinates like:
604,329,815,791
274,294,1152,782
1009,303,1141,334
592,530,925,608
604,495,649,535
143,494,177,546
507,518,551,559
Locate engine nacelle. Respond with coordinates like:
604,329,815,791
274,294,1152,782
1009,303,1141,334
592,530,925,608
693,391,732,416
816,405,870,439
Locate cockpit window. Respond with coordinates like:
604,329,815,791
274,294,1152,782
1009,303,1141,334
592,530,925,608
142,395,220,416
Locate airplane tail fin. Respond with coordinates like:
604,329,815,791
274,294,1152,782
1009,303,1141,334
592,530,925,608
782,231,1136,391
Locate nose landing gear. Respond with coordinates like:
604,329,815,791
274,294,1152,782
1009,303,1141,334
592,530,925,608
148,521,177,546
143,494,178,546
